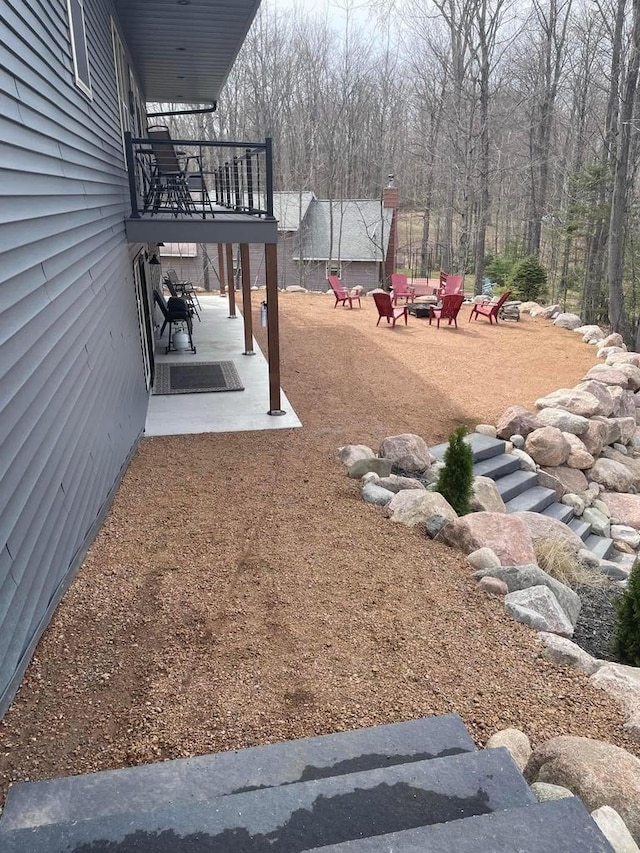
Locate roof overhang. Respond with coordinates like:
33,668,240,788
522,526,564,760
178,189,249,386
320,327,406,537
113,0,262,104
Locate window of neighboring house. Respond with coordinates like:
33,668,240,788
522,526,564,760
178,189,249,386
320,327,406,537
326,263,342,279
67,0,92,97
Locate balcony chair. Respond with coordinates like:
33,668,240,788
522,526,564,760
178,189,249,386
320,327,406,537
164,272,201,319
145,126,212,218
390,273,416,305
327,275,361,308
152,289,196,353
373,292,408,327
469,290,512,325
429,293,465,328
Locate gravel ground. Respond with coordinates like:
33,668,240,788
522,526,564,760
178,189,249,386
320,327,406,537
572,583,624,662
1,294,638,803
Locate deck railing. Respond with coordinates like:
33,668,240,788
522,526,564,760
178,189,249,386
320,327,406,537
124,132,274,221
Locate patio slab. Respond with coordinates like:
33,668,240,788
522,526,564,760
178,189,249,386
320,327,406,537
145,293,301,435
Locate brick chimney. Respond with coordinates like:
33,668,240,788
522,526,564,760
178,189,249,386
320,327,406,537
382,176,399,287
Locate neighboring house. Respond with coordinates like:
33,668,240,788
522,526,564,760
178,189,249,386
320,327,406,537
0,0,278,717
167,186,400,292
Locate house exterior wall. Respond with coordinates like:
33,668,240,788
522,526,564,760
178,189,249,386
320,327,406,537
0,0,149,715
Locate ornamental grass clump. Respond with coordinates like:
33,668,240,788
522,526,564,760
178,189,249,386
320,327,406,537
612,559,640,666
435,425,474,516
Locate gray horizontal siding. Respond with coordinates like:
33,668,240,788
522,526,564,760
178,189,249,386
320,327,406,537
0,0,149,716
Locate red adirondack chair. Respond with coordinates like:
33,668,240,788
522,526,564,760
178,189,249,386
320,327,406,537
429,293,465,328
327,275,361,308
469,290,512,325
390,273,415,305
373,292,408,327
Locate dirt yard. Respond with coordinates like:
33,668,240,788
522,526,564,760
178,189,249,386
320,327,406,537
1,294,637,801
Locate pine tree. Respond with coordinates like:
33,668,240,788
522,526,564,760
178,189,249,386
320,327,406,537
435,425,474,516
613,559,640,666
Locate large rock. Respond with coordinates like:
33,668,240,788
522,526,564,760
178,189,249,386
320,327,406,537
562,432,595,469
536,469,567,500
525,736,640,843
348,458,393,478
553,312,583,329
435,512,537,565
611,524,640,549
615,364,640,392
603,450,640,489
470,476,507,513
586,365,633,389
338,444,376,467
496,405,543,439
536,407,589,435
362,482,395,506
591,806,640,853
467,547,501,570
609,352,640,368
504,585,574,636
474,564,581,625
577,325,606,343
536,632,602,675
375,475,426,493
477,576,509,595
386,490,457,526
591,664,640,739
511,448,537,472
515,510,585,553
535,387,607,418
525,426,571,466
582,505,611,538
592,415,623,446
610,387,637,418
615,416,637,445
589,458,635,493
520,301,543,314
581,420,610,456
379,434,432,474
575,381,616,417
600,332,627,350
531,783,575,802
533,303,561,319
540,465,588,495
485,728,532,772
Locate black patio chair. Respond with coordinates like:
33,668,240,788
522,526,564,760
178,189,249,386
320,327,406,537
145,126,213,218
164,276,200,321
152,289,196,353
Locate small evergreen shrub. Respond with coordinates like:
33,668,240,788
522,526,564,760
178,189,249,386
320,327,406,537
507,256,548,302
613,559,640,666
435,425,474,515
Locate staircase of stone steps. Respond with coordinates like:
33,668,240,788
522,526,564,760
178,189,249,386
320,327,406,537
430,433,616,563
0,716,614,852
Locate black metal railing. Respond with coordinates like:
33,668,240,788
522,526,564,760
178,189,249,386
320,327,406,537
124,132,274,221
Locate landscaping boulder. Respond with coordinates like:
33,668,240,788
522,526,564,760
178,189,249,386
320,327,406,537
425,514,451,539
525,736,640,843
362,482,395,506
615,416,637,444
536,469,568,500
609,352,640,368
589,458,635,493
531,783,575,802
386,490,457,526
504,585,574,636
592,415,622,446
591,806,640,853
285,284,308,292
375,475,426,493
520,301,543,314
485,728,531,772
581,420,609,456
614,363,640,392
496,405,543,439
582,506,611,538
525,426,571,466
379,434,432,474
553,312,583,330
536,408,589,435
591,664,640,739
598,346,627,359
420,461,444,486
562,493,585,516
348,458,393,478
470,476,506,513
540,465,588,495
610,387,637,418
563,432,595,469
515,511,584,553
585,365,633,389
511,448,537,472
475,423,497,437
536,632,602,675
578,325,606,343
474,563,581,625
467,547,501,570
600,332,627,350
611,525,640,549
535,303,562,319
435,512,537,565
338,444,376,467
535,387,607,418
574,381,615,417
477,576,509,595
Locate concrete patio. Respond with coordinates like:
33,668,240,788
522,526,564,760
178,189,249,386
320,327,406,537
145,292,301,436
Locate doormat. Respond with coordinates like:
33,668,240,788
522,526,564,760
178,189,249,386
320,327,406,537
153,361,244,395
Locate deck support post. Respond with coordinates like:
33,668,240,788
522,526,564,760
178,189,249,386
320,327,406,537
265,242,284,415
217,243,226,296
226,243,236,318
240,244,255,355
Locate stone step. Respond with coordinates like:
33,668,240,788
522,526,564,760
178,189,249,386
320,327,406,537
473,453,521,480
430,433,505,464
542,502,574,524
0,749,536,853
300,798,615,853
569,517,592,541
495,470,539,502
584,534,614,561
504,486,557,514
0,715,476,832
